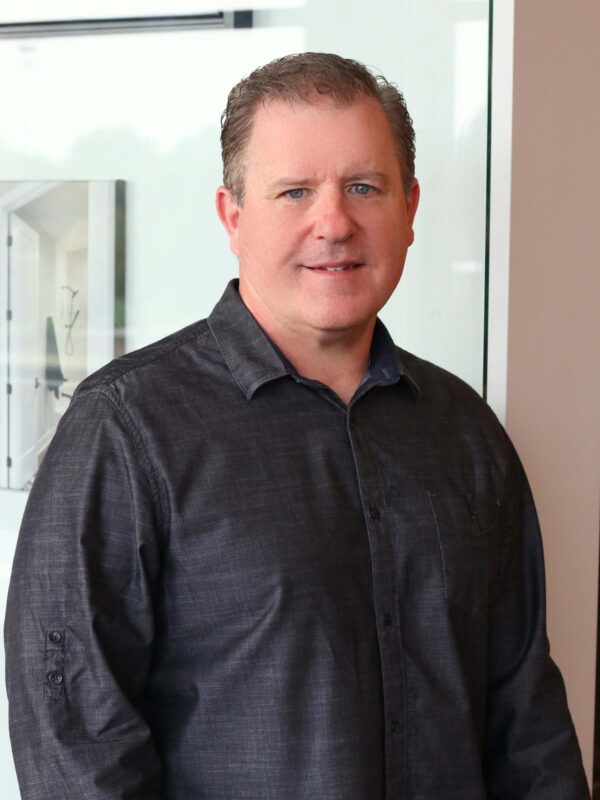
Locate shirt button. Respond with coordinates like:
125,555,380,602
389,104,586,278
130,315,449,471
383,613,392,626
368,506,381,520
47,671,64,686
48,630,62,644
391,719,400,734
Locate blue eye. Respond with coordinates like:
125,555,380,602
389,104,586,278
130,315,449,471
285,188,305,199
351,183,373,195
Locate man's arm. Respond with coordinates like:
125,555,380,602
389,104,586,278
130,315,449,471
483,439,590,798
4,388,163,799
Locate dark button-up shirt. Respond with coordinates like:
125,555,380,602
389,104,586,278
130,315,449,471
4,281,589,799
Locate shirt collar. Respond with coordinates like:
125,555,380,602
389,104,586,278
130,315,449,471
208,280,420,400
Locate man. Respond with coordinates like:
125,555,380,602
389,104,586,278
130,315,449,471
4,53,589,799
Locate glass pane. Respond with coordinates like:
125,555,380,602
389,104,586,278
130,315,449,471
0,3,490,795
0,3,489,383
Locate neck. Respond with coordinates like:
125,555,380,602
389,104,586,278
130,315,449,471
257,317,374,405
238,278,377,404
286,332,373,404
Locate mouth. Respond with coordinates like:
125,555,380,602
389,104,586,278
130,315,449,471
304,262,364,272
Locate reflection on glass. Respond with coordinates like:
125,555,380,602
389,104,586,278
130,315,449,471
0,181,123,490
0,4,490,389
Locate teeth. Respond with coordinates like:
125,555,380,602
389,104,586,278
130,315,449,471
322,265,355,271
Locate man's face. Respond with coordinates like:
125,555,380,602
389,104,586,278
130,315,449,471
217,95,419,344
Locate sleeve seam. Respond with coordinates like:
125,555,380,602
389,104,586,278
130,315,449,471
94,386,169,537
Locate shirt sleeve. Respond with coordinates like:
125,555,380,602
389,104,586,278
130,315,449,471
483,437,590,799
4,387,163,800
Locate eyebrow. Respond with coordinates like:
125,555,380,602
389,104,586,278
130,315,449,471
268,178,312,192
346,171,390,185
268,171,390,192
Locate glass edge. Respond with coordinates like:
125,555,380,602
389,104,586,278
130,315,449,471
114,180,126,359
482,0,493,402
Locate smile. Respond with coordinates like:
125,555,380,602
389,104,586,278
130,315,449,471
305,263,363,272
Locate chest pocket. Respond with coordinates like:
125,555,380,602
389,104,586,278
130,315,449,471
427,491,501,615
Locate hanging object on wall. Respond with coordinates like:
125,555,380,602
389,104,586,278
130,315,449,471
0,179,125,491
45,316,66,399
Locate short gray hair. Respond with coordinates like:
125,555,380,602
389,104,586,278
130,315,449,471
220,52,416,203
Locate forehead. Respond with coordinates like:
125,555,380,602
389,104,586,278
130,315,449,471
244,96,401,180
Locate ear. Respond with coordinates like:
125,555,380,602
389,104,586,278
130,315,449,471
216,186,241,256
405,178,420,247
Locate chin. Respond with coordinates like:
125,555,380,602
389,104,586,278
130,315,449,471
306,312,374,335
310,300,378,328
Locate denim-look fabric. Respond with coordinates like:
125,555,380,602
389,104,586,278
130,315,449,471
4,281,589,799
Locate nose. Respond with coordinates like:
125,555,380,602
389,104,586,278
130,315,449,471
312,190,357,243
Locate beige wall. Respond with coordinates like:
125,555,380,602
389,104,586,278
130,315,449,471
506,0,600,784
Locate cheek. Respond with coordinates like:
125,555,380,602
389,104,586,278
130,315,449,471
238,217,265,264
378,219,412,261
238,231,286,279
244,224,303,268
229,230,241,257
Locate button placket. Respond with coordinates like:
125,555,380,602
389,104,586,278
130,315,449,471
346,413,405,799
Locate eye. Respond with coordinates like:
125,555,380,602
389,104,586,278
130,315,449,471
350,183,375,196
283,188,306,200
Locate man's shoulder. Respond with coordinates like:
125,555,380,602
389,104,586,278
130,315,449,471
396,346,503,429
394,347,515,483
397,346,482,398
74,317,214,399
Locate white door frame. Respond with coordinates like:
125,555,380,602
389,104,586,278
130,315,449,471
0,183,62,488
0,208,9,488
7,213,41,489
